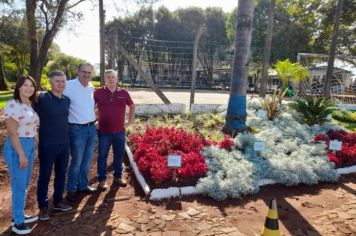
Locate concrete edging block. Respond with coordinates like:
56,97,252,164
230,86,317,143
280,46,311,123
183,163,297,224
135,103,185,115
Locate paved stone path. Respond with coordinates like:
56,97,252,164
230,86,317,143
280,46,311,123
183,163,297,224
24,198,245,236
311,189,356,236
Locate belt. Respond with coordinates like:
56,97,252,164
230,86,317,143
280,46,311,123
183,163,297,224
69,121,96,127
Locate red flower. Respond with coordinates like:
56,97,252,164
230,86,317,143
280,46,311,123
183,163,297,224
314,134,330,144
219,135,234,150
315,129,356,168
327,152,342,168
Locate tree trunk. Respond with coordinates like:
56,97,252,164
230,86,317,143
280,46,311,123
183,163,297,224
26,0,68,87
26,0,38,83
324,0,344,99
223,0,255,135
259,0,275,97
0,54,9,90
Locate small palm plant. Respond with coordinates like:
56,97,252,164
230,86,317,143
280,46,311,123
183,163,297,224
288,96,335,125
275,59,309,97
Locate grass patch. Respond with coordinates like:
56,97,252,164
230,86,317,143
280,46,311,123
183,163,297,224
0,90,13,96
0,91,13,109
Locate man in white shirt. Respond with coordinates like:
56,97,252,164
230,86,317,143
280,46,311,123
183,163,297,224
64,63,98,203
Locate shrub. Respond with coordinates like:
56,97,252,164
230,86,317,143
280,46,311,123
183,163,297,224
332,110,356,123
262,90,286,120
288,96,335,125
196,99,340,201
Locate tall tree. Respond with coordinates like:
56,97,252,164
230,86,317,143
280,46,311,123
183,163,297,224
48,53,85,80
0,17,31,76
223,0,255,135
309,0,355,58
199,7,229,85
0,43,10,90
259,0,275,97
324,0,345,98
26,0,86,86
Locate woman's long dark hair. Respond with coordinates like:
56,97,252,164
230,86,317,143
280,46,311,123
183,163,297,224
13,75,38,104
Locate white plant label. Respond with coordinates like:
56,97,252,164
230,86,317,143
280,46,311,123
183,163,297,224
257,109,267,119
254,142,266,151
329,140,342,151
167,155,182,168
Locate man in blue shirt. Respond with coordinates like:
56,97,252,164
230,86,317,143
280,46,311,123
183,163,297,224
35,71,73,221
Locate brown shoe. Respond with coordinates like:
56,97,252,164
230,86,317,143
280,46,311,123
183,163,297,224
114,178,127,187
39,208,50,221
97,181,107,191
53,201,73,212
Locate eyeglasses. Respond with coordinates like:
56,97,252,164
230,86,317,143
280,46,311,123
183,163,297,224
80,70,92,74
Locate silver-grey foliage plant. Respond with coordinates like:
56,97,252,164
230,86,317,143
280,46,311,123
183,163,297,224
196,98,340,201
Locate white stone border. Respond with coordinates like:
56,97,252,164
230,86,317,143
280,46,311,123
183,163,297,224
336,165,356,174
125,144,150,196
126,144,356,201
135,103,186,116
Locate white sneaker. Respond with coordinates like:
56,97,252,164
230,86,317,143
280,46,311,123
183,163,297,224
11,215,38,226
12,223,32,235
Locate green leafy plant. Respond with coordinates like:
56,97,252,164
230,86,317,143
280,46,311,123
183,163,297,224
275,59,309,98
332,110,356,123
288,96,335,125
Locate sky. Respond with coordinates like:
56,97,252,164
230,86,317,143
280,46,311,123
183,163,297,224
55,0,237,65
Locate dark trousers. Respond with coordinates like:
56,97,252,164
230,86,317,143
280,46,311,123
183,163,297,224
37,144,69,208
97,132,126,182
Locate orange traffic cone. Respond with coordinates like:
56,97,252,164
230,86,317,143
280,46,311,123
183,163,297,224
261,198,280,236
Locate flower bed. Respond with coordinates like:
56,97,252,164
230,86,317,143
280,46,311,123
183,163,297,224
126,99,355,201
314,129,356,168
128,127,233,188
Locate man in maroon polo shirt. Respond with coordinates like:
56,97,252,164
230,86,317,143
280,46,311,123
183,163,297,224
94,69,135,190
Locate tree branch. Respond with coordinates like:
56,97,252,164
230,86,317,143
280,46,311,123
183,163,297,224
39,1,50,31
66,0,86,10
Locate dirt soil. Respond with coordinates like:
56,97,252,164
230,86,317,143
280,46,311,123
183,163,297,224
0,89,355,236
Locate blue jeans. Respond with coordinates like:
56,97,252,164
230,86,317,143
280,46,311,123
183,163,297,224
97,132,125,182
66,124,97,192
37,144,69,208
3,137,35,225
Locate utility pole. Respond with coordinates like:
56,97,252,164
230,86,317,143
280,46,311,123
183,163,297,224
99,0,105,86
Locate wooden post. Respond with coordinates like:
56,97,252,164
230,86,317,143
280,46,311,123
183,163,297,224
190,27,205,110
117,44,171,104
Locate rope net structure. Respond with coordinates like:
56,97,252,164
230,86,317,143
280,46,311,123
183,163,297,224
298,53,356,104
106,37,356,104
109,37,233,89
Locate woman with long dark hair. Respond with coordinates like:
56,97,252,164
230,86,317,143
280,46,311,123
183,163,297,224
3,75,39,235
